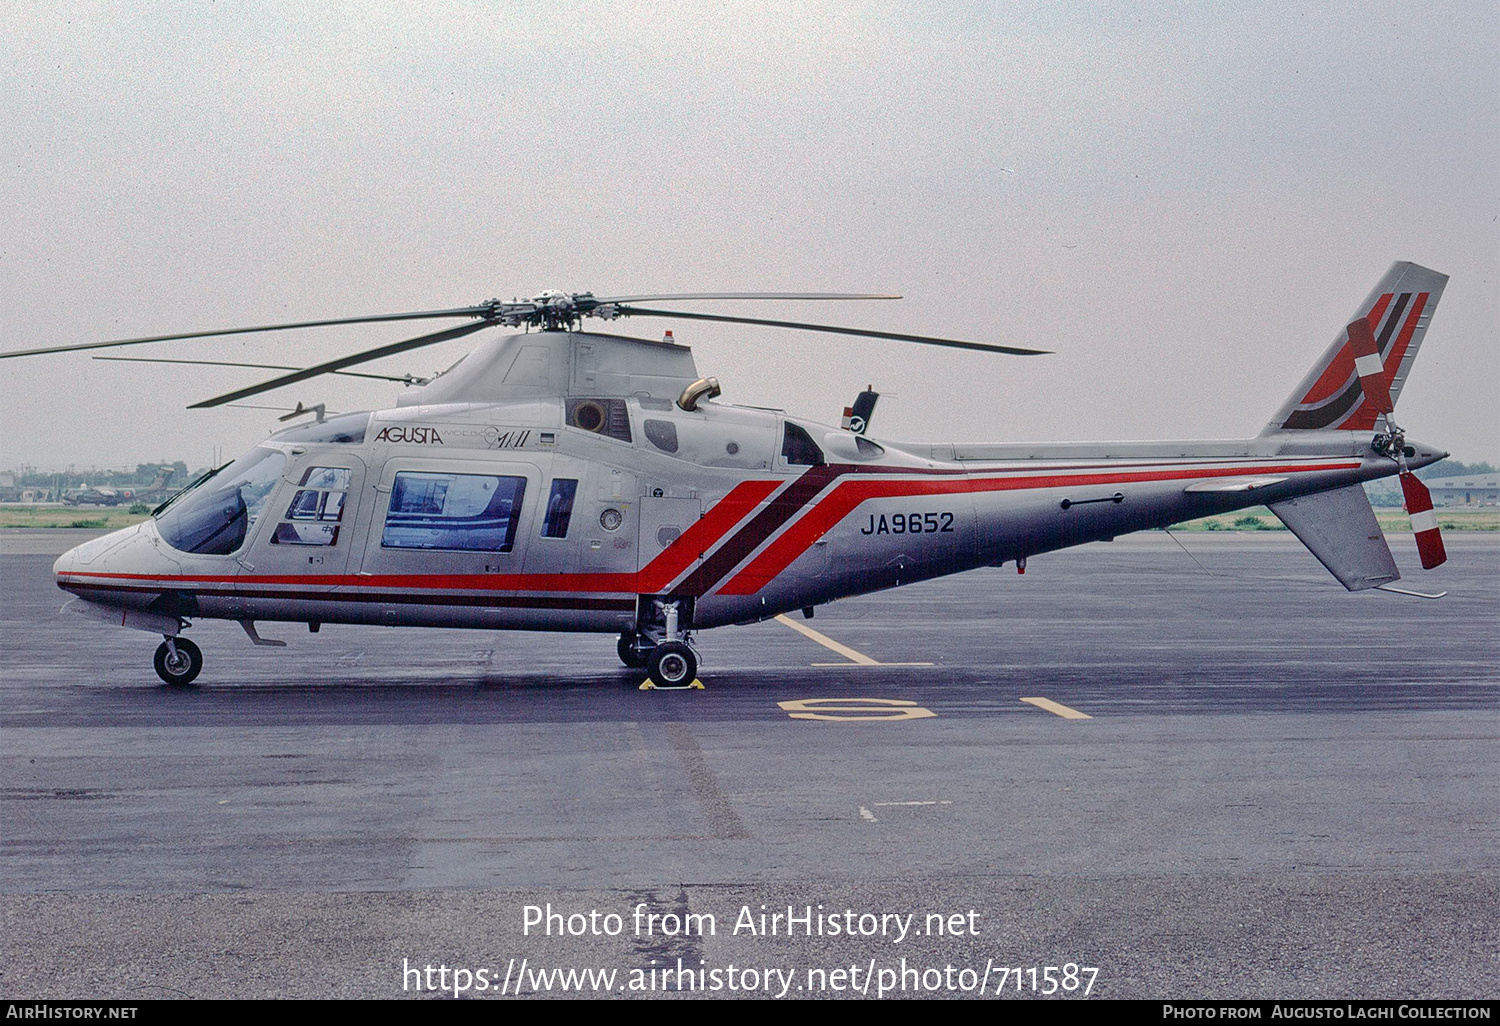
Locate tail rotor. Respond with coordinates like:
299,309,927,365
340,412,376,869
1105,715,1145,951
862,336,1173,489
1345,311,1448,572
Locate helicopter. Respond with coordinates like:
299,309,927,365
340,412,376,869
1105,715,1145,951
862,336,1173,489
5,264,1450,688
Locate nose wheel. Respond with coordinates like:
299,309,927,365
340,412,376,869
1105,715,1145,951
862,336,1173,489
153,637,202,686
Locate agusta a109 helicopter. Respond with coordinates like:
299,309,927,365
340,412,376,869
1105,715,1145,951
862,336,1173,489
5,264,1450,688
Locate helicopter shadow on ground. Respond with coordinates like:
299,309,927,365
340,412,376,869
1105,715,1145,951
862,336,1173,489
61,667,814,728
41,648,1500,730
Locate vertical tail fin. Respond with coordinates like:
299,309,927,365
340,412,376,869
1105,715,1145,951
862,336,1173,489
1262,262,1447,435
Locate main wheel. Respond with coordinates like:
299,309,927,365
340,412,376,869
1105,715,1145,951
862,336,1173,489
647,641,697,688
617,632,649,668
153,638,202,686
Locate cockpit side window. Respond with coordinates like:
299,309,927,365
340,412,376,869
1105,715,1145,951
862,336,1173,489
643,419,679,453
781,421,826,467
155,447,287,555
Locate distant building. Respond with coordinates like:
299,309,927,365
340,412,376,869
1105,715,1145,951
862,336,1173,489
1424,473,1500,506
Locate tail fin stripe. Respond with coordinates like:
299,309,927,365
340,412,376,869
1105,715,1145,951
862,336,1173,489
1281,291,1431,432
1383,291,1428,379
1281,379,1365,430
1298,292,1392,405
1374,291,1411,353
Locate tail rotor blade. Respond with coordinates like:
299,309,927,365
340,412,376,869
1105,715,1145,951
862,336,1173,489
1348,318,1395,415
1399,471,1447,569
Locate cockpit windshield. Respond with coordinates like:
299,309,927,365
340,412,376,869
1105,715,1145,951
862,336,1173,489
155,447,287,555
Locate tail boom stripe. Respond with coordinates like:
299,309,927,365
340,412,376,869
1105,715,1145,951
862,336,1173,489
716,460,1359,595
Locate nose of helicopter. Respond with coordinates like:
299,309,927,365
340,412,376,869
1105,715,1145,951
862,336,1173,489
52,521,162,599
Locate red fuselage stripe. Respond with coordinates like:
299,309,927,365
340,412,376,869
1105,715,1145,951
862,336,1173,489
636,478,780,592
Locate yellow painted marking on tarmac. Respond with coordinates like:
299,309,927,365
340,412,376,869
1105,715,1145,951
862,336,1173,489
774,614,879,665
778,697,937,722
810,661,935,667
1019,696,1092,720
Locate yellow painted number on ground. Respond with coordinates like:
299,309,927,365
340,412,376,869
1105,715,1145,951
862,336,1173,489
778,697,937,722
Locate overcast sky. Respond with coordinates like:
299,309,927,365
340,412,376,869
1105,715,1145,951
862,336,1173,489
2,1,1495,471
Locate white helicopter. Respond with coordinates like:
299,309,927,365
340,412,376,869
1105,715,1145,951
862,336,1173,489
4,265,1450,688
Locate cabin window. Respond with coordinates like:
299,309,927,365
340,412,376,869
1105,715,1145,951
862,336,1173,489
781,421,825,467
381,472,526,552
541,479,578,538
272,466,352,546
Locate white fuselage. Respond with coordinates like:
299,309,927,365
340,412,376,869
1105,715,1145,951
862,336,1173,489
52,393,1439,635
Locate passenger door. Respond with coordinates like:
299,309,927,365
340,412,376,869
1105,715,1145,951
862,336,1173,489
242,455,367,580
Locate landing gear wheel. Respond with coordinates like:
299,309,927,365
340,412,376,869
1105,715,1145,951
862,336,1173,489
153,638,202,686
617,632,649,668
647,641,697,689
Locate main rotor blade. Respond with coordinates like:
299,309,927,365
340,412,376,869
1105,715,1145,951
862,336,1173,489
94,355,423,383
613,306,1049,356
0,306,493,360
593,293,901,304
224,403,344,415
188,319,495,408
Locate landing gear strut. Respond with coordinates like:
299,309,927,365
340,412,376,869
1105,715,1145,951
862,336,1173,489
634,598,701,689
153,636,202,686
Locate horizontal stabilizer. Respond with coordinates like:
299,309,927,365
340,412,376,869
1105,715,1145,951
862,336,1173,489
1268,484,1399,591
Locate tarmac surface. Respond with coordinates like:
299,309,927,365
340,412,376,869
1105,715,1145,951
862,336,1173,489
1,529,1496,1000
